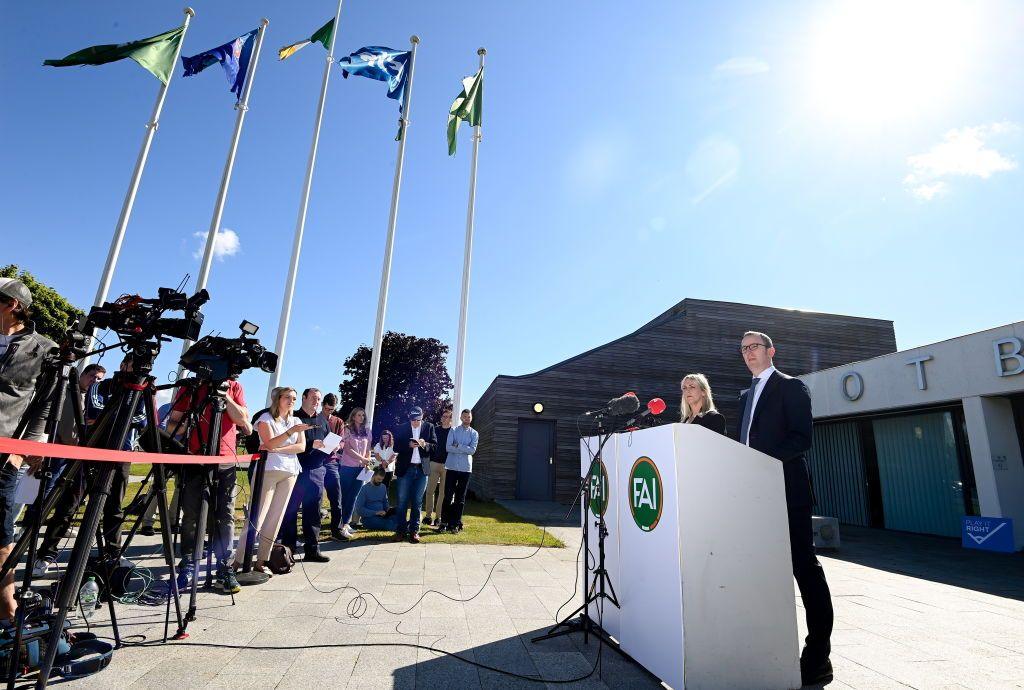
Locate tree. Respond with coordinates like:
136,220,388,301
338,331,453,439
0,264,84,342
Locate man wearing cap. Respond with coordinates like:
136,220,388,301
0,277,58,623
392,406,437,543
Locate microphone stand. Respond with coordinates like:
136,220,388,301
532,413,623,658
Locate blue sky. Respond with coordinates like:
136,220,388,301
2,1,1022,412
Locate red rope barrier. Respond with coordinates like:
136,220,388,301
0,436,258,465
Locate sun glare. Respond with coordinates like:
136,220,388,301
807,0,978,125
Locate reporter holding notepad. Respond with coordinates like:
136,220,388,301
233,386,308,575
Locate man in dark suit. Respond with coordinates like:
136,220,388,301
738,331,834,687
392,406,437,543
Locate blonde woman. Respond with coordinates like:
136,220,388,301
680,373,727,435
233,387,310,574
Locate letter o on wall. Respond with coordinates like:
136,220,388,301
841,372,864,401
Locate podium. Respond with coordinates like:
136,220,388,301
580,423,800,690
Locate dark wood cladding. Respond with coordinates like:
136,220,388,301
470,299,896,503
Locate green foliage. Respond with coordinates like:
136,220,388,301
0,264,83,342
338,331,453,438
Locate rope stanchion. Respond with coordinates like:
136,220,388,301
0,436,258,465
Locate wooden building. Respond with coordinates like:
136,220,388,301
470,299,897,503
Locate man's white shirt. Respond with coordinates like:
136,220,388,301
744,365,777,446
411,423,423,464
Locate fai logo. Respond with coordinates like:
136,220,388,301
588,459,609,517
628,456,663,532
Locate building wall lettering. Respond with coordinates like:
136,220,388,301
994,337,1024,377
841,372,864,401
835,336,1023,405
906,354,933,390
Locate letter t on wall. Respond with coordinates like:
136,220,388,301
906,355,933,390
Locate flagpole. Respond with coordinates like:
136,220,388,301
177,19,269,372
452,47,486,417
364,35,420,429
80,7,195,370
266,0,345,403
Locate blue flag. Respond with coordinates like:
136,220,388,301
337,46,411,111
181,29,258,101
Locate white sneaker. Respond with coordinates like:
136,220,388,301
32,559,54,577
341,525,354,538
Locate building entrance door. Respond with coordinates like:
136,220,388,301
516,419,555,501
872,411,967,537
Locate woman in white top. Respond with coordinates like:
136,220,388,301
372,429,396,487
233,386,310,574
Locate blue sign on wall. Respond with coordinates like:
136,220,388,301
962,517,1015,553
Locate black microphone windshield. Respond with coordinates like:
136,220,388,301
607,393,640,416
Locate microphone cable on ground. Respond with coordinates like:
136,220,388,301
110,477,605,683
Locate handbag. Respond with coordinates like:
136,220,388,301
267,543,294,575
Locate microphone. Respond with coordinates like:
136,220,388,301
583,392,640,417
625,398,667,428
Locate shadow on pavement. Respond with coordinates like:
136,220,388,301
823,524,1024,601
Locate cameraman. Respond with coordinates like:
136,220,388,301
0,278,57,622
167,375,251,594
34,357,144,575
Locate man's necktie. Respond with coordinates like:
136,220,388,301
739,376,759,445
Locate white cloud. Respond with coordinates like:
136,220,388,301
155,388,173,408
193,228,241,261
713,57,770,79
904,122,1018,200
909,182,948,201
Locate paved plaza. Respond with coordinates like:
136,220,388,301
35,511,1024,689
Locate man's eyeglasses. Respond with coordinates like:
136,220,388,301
740,343,768,354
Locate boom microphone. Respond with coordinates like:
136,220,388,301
583,392,640,417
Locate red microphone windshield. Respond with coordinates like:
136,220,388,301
647,398,667,415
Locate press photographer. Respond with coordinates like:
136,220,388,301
0,277,57,623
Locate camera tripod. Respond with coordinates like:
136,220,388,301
532,416,622,658
157,376,241,638
23,341,184,689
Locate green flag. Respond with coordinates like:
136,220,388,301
447,67,483,156
44,26,185,85
279,18,334,60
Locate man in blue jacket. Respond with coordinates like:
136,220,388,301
439,409,478,534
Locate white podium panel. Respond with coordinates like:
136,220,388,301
582,423,801,690
580,435,621,640
674,424,800,690
616,424,686,690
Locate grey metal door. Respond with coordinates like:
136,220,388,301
516,419,555,500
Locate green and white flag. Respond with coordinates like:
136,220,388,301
278,18,334,60
44,26,185,84
447,67,483,156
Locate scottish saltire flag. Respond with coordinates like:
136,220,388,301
182,29,259,101
337,47,411,110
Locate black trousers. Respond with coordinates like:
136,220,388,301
788,506,834,663
38,461,131,561
441,470,471,528
280,465,326,552
178,465,237,565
